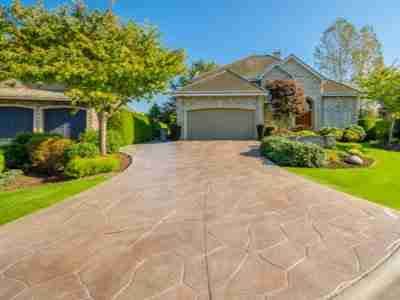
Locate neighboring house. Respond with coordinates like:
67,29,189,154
0,80,98,141
174,53,360,140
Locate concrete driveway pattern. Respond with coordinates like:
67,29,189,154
1,141,400,300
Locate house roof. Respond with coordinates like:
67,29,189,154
191,55,281,83
175,69,266,96
181,53,360,97
322,80,359,96
0,80,68,101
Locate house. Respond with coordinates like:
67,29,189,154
174,53,360,140
0,80,98,140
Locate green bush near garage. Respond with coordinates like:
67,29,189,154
64,155,120,178
151,121,169,139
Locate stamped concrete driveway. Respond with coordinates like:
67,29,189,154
1,141,400,300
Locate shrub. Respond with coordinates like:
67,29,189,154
151,121,169,139
264,125,277,137
169,124,181,141
79,129,123,154
0,150,5,173
260,136,325,168
342,125,366,142
64,155,120,178
348,148,363,157
30,138,74,175
65,142,99,160
375,120,391,142
5,132,62,169
108,110,134,146
79,130,98,145
359,118,377,140
290,130,317,137
336,142,362,152
319,127,344,141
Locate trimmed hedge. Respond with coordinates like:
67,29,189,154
132,113,153,143
359,118,377,140
65,155,120,178
261,136,325,168
108,110,134,146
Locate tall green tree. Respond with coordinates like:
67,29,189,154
314,18,383,83
0,0,185,154
161,59,218,125
148,103,161,121
359,65,400,145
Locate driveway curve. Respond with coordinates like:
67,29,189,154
1,141,400,300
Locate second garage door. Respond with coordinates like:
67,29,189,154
187,109,255,140
44,108,87,139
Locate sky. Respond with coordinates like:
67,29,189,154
3,0,400,112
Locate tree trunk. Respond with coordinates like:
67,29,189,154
388,117,395,146
98,112,108,156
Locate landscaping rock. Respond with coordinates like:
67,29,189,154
345,155,364,165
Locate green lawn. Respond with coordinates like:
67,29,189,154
287,145,400,210
0,175,108,225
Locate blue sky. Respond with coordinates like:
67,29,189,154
4,0,400,112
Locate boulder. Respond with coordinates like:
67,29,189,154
345,155,364,165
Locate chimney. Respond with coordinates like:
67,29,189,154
272,50,282,59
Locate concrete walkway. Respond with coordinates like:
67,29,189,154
1,141,400,300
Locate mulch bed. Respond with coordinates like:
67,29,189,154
2,152,132,192
117,152,132,172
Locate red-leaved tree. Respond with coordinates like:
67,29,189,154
264,80,306,128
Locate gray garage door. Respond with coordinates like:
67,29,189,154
187,109,255,140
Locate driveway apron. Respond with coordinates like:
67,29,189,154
0,141,400,300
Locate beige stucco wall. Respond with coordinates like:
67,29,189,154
176,96,265,140
321,97,359,128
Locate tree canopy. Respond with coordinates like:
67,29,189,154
359,65,400,144
264,80,305,127
314,18,383,83
0,0,185,154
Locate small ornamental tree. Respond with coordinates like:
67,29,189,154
264,80,306,128
359,65,400,145
0,1,185,154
